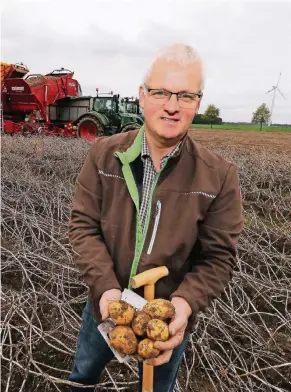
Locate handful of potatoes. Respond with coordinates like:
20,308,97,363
108,299,175,359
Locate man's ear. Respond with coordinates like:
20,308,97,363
139,85,145,109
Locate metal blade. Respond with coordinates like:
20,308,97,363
266,87,275,94
277,88,286,99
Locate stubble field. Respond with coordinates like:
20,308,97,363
1,129,291,392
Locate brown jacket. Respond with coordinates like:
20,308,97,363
69,128,244,331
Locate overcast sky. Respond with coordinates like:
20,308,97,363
2,0,291,123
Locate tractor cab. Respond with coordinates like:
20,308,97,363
94,92,119,112
93,91,121,128
120,97,141,115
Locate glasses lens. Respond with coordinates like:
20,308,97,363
178,93,200,108
148,90,170,105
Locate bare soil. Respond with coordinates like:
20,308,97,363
189,128,291,154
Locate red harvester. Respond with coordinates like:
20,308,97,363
1,64,82,136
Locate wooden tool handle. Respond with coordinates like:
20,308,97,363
143,364,154,392
130,266,169,289
144,284,155,302
142,283,155,392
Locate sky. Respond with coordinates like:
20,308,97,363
1,0,291,124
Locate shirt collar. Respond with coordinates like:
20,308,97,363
141,132,183,162
141,132,151,158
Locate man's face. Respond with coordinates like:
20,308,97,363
139,60,202,142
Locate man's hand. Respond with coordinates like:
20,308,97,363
145,296,192,366
99,289,121,321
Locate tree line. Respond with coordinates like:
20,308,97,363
193,103,272,128
192,104,222,128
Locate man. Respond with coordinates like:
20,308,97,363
68,43,244,392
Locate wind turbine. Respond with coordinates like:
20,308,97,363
266,71,286,126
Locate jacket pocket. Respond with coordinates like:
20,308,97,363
147,200,161,255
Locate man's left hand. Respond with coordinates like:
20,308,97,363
145,296,192,366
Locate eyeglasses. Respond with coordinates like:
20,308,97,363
144,83,203,108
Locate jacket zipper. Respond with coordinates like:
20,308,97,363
147,200,161,255
127,157,170,288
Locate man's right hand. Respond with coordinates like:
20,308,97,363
99,289,121,321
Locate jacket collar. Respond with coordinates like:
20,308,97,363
114,127,144,164
114,125,190,164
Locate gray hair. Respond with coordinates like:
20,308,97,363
144,43,205,91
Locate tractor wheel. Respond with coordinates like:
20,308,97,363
121,123,141,133
77,116,104,142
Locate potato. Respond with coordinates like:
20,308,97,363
138,338,160,359
108,300,135,325
132,311,151,337
147,318,169,341
109,326,138,355
143,299,175,321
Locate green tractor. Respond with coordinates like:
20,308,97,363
74,91,143,141
121,96,144,118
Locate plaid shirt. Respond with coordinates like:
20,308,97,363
140,132,181,232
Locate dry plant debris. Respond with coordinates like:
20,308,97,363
1,130,291,391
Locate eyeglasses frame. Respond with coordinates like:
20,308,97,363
143,83,203,106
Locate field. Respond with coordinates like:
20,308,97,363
190,128,291,154
190,124,291,133
1,129,291,392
